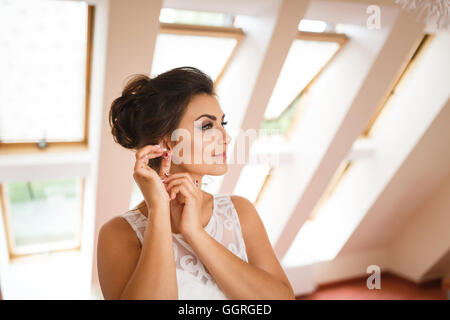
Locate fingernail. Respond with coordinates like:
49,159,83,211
154,144,161,148
163,151,169,159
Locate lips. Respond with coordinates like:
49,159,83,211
213,152,227,158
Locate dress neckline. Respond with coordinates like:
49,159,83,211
135,193,216,237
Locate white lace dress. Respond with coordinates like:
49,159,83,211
120,193,249,300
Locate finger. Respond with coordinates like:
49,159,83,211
134,150,164,172
170,185,193,202
170,184,194,203
159,149,172,179
165,176,196,194
164,175,196,190
135,144,165,160
161,172,192,184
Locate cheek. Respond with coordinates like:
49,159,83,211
193,134,215,152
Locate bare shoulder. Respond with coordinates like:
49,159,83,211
230,194,257,214
229,194,252,206
99,215,140,248
97,214,142,299
229,194,261,229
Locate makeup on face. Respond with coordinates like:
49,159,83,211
194,113,228,159
194,113,227,130
213,151,227,159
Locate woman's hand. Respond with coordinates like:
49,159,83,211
162,173,203,237
133,144,173,210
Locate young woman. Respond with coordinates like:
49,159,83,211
97,66,295,300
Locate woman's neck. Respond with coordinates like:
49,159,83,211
168,165,205,188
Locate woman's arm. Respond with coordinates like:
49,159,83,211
97,205,178,299
183,195,295,300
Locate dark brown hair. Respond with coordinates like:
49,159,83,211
109,66,216,171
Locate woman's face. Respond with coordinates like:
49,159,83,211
168,93,231,176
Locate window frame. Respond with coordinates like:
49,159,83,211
284,31,348,140
307,33,433,221
361,33,433,138
0,5,95,155
0,178,85,259
253,31,348,207
307,159,352,221
158,22,245,88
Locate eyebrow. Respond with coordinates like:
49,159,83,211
195,113,225,121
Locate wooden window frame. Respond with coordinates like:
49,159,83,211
307,159,352,221
254,167,274,207
0,5,95,155
361,33,433,138
284,31,348,141
158,22,245,89
0,178,85,259
254,31,348,206
307,33,434,221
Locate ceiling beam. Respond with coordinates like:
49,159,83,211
218,0,311,194
273,9,426,259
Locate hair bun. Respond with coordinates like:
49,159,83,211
109,74,151,149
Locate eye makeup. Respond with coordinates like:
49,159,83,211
200,121,228,130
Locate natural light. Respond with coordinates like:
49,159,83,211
264,39,340,119
151,33,238,81
0,0,88,143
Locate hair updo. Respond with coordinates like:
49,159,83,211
109,66,216,171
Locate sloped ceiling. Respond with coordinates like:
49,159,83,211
340,98,450,254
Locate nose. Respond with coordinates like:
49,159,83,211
220,127,231,148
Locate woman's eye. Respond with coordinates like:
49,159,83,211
202,123,213,130
201,121,228,130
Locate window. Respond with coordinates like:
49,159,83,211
0,0,94,153
152,22,244,87
235,31,348,203
262,32,347,123
361,33,432,138
160,8,234,27
234,163,272,204
306,33,432,221
298,19,334,33
282,33,436,267
129,181,143,211
307,159,352,221
0,177,84,257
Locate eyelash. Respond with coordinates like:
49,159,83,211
202,121,228,130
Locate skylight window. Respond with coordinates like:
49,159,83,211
234,164,272,204
234,31,347,211
159,8,234,27
264,38,341,120
281,33,434,268
0,0,91,146
298,19,329,32
151,24,244,85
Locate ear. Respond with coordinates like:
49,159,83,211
161,136,174,151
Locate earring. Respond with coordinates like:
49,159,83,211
201,175,213,187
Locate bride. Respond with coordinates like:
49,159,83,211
96,66,295,300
